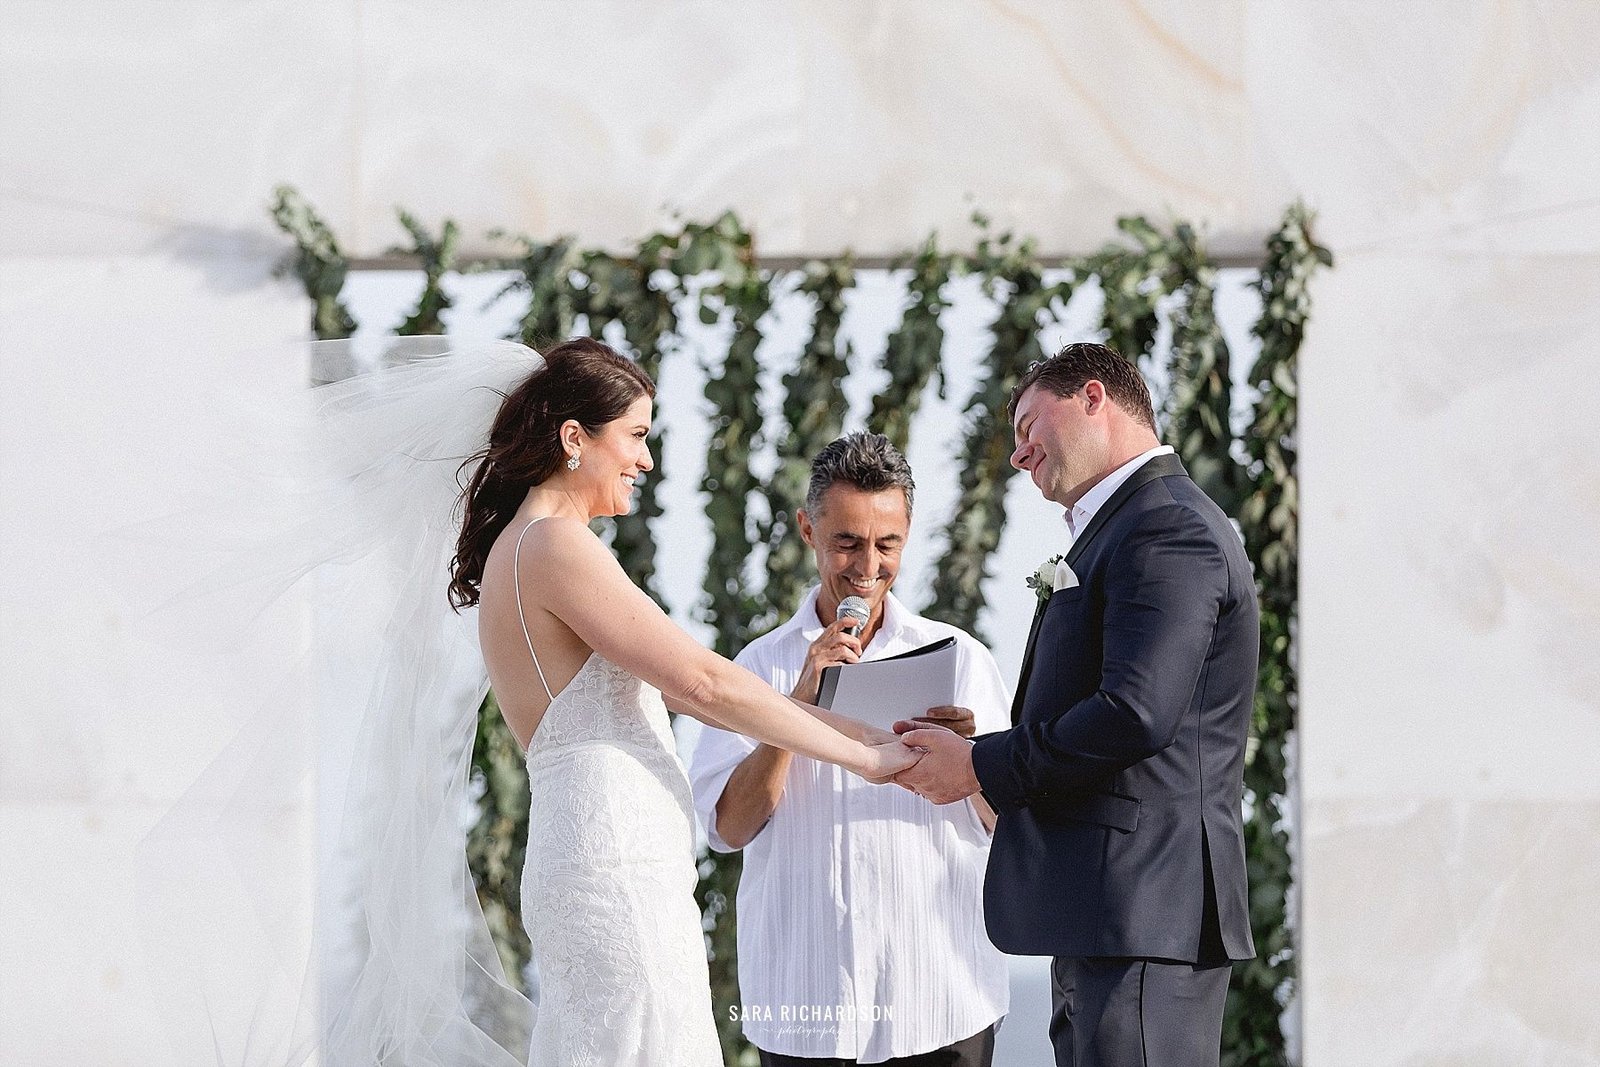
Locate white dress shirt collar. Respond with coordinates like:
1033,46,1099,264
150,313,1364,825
1065,443,1176,537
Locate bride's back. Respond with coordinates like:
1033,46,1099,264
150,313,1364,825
477,518,593,750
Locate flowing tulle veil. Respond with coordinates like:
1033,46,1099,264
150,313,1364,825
118,336,544,1066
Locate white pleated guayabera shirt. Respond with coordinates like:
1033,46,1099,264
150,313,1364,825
688,587,1011,1063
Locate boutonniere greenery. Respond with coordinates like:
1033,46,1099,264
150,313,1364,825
1026,554,1067,604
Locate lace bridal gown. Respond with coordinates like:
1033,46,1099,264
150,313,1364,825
130,342,724,1066
509,518,723,1066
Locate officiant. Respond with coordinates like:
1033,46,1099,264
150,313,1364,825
689,432,1011,1067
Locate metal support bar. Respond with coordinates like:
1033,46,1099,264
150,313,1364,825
346,246,1271,273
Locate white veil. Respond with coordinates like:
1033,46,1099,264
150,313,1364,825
118,336,544,1066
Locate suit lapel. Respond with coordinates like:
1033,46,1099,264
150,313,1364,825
1010,600,1047,725
1011,453,1188,724
1064,453,1186,569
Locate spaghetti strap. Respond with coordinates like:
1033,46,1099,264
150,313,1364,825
512,518,556,702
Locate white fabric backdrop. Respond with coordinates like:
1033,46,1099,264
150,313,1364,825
4,3,1597,1064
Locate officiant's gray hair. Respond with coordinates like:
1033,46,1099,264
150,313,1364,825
805,432,915,517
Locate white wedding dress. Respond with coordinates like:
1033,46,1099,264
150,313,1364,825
128,341,726,1066
511,519,724,1066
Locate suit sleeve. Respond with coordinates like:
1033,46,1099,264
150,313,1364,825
971,504,1228,806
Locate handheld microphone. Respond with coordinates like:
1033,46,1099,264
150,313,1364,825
836,595,870,637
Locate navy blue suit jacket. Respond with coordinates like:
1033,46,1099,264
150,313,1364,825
971,454,1258,963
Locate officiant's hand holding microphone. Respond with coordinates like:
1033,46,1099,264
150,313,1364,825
820,597,974,736
789,595,871,705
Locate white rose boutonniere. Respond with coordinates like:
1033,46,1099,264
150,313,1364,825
1026,554,1077,603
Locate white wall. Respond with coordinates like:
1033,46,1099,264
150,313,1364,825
1248,8,1600,1064
4,2,1598,1064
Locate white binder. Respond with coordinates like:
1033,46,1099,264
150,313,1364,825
816,637,958,732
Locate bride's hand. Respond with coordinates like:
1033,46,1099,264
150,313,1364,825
858,724,901,748
857,737,921,785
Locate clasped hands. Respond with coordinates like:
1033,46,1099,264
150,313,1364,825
863,705,983,805
799,622,980,804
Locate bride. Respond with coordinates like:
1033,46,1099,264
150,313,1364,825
453,337,918,1063
128,334,916,1067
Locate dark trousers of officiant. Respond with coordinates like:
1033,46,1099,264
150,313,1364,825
757,1023,996,1067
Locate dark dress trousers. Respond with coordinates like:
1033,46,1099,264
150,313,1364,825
969,455,1258,1066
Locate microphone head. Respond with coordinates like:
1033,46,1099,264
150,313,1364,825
836,595,870,631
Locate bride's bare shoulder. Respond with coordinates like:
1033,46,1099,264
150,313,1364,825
498,515,609,576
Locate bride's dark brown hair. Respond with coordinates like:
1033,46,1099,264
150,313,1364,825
448,337,655,610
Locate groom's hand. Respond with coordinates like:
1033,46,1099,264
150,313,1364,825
892,725,982,805
891,704,976,739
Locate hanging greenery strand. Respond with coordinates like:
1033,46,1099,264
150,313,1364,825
761,254,857,629
696,848,746,1064
389,211,460,336
574,235,684,605
681,212,774,659
269,184,357,341
868,236,956,451
668,213,774,1065
1087,215,1170,369
926,223,1070,640
490,231,582,346
465,690,533,1018
1224,203,1329,1067
1164,221,1246,514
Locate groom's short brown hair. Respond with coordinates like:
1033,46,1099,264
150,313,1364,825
1008,342,1157,432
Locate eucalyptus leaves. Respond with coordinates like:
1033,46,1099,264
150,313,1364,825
270,189,1328,1067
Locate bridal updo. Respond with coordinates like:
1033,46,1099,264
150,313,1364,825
448,337,655,610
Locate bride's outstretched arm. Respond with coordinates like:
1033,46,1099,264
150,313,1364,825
780,698,897,745
522,518,916,781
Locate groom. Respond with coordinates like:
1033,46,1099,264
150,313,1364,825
894,343,1258,1067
